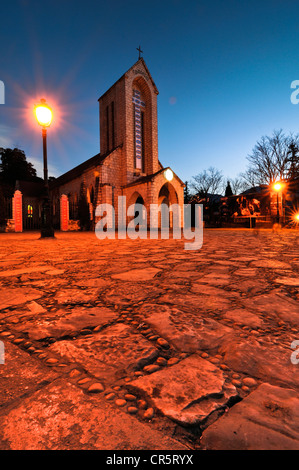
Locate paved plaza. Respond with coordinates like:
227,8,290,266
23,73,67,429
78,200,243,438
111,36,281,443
0,228,298,450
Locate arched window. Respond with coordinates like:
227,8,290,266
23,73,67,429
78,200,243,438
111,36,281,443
90,186,94,204
27,205,33,218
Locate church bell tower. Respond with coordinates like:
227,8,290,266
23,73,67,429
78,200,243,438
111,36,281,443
98,56,159,186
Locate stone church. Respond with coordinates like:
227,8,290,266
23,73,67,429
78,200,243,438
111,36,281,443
50,57,184,231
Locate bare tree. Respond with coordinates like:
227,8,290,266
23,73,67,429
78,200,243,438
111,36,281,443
190,167,223,198
242,130,299,186
221,176,249,195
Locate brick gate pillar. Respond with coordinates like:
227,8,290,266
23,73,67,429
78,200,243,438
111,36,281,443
60,194,69,231
13,190,23,232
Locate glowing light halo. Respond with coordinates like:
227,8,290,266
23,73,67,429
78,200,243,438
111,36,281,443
164,168,174,182
273,182,282,191
34,99,53,127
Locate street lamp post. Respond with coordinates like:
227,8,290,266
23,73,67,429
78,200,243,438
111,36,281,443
273,182,282,224
35,98,54,238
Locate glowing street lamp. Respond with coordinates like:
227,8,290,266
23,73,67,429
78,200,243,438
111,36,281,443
34,98,54,238
295,213,299,223
35,102,53,127
273,182,283,224
164,168,174,182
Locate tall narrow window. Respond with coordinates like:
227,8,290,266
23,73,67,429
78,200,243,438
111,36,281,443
106,106,109,151
141,111,145,172
132,89,145,170
111,101,115,149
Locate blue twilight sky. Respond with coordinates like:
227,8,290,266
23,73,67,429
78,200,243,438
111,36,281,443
1,0,299,187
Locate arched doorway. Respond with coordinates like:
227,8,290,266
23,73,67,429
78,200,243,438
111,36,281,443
158,183,179,229
134,195,145,229
127,192,146,230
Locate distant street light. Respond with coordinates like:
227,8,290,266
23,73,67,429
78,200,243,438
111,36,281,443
34,98,54,238
273,182,283,224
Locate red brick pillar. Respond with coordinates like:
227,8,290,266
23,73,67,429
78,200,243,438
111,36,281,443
13,190,23,232
60,194,69,231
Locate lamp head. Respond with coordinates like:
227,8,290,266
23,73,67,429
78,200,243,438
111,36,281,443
273,182,282,191
35,99,53,128
164,168,174,182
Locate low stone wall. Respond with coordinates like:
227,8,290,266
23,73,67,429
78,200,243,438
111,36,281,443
5,219,15,232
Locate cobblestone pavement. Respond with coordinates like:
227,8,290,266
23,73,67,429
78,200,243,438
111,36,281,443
0,229,298,450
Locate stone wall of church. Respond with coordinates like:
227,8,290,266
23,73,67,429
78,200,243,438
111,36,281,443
99,60,159,188
99,80,126,155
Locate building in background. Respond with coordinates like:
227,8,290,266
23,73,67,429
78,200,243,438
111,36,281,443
50,57,184,231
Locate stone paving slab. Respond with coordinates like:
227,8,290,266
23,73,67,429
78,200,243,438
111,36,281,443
219,338,299,389
0,379,187,450
111,267,161,281
139,303,235,353
274,276,299,286
242,290,299,325
48,323,159,384
200,383,299,450
0,287,43,310
0,230,298,450
0,342,58,407
222,308,264,328
23,306,119,341
0,266,51,277
129,354,238,426
54,288,101,304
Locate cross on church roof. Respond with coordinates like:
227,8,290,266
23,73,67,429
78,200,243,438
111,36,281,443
137,45,143,59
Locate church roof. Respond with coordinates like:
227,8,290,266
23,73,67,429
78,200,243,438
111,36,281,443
49,146,121,188
98,58,158,101
123,167,184,189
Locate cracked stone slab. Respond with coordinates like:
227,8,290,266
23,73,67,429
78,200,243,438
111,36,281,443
139,304,235,353
128,354,238,426
0,342,58,407
0,379,187,450
48,324,159,383
0,288,42,310
26,306,119,340
201,383,299,450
